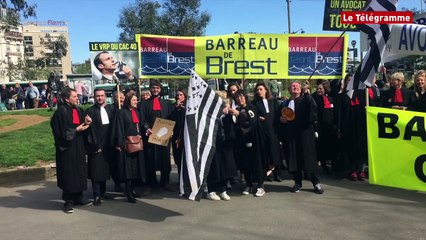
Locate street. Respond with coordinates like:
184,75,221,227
0,171,425,240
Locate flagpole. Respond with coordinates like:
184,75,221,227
113,75,121,110
306,31,347,81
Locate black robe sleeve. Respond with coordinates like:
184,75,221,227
50,105,82,152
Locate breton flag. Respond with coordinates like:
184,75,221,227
346,0,398,97
180,70,224,201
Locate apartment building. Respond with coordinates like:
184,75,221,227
22,20,72,78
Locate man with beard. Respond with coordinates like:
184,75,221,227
51,88,93,213
140,80,173,195
85,89,114,205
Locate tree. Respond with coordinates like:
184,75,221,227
42,33,68,66
159,0,210,36
74,61,91,74
117,0,210,42
0,0,37,31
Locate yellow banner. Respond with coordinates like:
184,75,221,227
366,107,426,192
136,33,348,79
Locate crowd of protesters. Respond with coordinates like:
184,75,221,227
0,74,73,111
49,68,426,213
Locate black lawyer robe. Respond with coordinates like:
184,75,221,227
85,104,113,182
251,98,282,167
235,104,267,183
280,94,318,174
312,93,336,163
50,104,87,193
208,114,238,183
111,108,146,181
140,97,174,172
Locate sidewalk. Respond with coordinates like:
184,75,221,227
0,164,56,185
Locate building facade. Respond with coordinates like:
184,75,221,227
22,20,72,79
0,18,72,83
0,24,25,83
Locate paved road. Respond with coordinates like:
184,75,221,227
0,171,425,240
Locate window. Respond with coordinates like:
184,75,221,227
25,46,34,57
24,36,33,45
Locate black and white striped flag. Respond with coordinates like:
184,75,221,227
180,70,224,201
346,0,398,97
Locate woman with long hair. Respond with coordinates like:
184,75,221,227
251,82,282,182
112,92,145,203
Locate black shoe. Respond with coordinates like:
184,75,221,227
74,198,92,206
93,197,102,206
63,202,74,214
292,184,302,193
314,184,324,194
131,190,141,198
126,193,136,203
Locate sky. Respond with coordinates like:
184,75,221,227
24,0,422,64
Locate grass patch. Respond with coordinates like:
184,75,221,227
0,108,54,117
0,121,55,168
0,106,95,168
0,118,17,127
0,109,55,168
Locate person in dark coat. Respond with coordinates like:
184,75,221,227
251,82,283,182
412,70,426,112
85,89,113,205
50,87,92,213
108,91,126,192
206,112,238,201
112,92,146,203
380,72,415,110
140,80,173,194
280,81,324,194
312,81,336,174
234,90,267,197
336,74,371,181
170,89,186,175
47,72,61,110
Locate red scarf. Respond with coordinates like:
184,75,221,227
72,109,80,125
323,96,332,109
368,88,375,100
394,88,403,103
131,109,139,124
153,97,161,111
351,97,360,106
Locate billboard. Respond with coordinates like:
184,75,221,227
322,0,367,32
136,34,348,79
89,42,139,85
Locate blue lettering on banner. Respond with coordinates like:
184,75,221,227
398,24,426,52
288,52,343,76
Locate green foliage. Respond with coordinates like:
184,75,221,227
74,61,92,74
117,0,210,42
21,67,50,80
160,0,210,36
0,118,17,127
0,0,37,32
43,33,68,61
